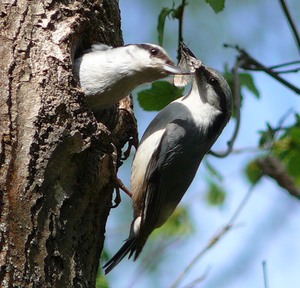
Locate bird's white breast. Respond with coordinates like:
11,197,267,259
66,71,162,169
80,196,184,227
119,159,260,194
131,129,165,201
175,84,222,129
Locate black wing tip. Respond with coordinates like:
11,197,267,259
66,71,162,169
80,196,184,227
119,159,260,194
102,238,138,274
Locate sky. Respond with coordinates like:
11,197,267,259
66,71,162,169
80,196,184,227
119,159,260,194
104,1,300,287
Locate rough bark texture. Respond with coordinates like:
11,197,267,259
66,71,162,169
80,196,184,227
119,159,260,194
0,0,136,287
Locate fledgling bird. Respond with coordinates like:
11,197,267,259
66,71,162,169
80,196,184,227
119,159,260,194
103,43,233,274
73,43,188,110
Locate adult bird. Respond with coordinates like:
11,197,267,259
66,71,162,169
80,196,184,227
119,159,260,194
103,43,232,273
73,43,187,110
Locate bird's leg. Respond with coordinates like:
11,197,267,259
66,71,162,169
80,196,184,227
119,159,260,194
110,143,132,208
121,136,137,161
110,187,121,209
114,177,132,197
118,107,139,160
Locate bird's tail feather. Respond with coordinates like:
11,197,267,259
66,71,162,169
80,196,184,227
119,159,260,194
103,237,138,274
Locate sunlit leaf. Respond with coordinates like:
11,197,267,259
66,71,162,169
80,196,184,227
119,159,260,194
224,66,259,99
288,154,300,186
138,81,184,111
171,3,185,19
258,122,276,147
272,126,300,185
245,159,263,184
206,181,226,206
96,268,109,288
205,160,223,181
157,7,172,46
239,73,260,98
152,206,194,238
205,0,225,13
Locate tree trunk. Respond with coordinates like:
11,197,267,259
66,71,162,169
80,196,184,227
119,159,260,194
0,1,135,287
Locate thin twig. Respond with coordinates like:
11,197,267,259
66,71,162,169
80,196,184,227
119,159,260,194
272,67,300,74
243,57,300,94
278,0,300,54
242,55,300,94
181,267,210,288
224,44,300,95
225,146,266,155
209,57,245,157
170,184,256,288
177,0,186,62
273,108,294,140
262,260,269,288
246,64,300,74
268,60,300,69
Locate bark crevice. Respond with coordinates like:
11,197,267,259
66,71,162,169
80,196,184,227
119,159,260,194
0,1,132,286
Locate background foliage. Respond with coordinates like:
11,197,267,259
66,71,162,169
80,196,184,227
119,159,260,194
100,0,300,287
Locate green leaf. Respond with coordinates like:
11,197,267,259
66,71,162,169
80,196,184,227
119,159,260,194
206,181,226,206
157,7,172,46
205,0,225,13
258,122,276,147
224,67,259,99
223,69,240,119
152,206,194,238
245,159,263,184
205,160,223,181
96,264,109,288
171,3,185,20
272,126,300,185
223,66,260,118
137,81,184,111
239,73,260,98
96,274,109,288
288,154,300,186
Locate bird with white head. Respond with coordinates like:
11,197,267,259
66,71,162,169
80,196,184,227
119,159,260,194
73,43,188,110
103,43,232,274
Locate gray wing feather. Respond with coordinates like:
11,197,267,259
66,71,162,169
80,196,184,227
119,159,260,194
141,119,206,234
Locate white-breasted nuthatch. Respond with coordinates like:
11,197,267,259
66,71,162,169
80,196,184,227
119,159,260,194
103,43,232,273
73,43,188,110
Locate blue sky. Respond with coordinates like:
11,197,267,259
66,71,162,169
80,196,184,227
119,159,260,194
104,1,300,287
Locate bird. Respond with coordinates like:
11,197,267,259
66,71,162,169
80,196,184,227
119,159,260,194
103,43,233,274
73,43,188,110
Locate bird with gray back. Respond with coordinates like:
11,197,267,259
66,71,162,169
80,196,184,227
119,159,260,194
73,43,189,110
103,43,233,274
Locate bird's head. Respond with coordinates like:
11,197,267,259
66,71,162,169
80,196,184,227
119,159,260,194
125,43,189,82
175,42,232,117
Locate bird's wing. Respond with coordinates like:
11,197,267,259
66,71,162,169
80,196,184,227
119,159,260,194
80,43,113,55
140,119,204,233
90,43,113,51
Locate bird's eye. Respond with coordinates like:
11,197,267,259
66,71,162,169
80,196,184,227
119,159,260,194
209,77,217,84
150,48,159,55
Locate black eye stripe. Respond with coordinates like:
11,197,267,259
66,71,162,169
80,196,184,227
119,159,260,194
203,70,227,112
137,44,173,64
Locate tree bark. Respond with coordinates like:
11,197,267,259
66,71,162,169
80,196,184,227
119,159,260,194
0,0,135,287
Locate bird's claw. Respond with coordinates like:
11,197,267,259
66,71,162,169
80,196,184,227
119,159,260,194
109,143,133,208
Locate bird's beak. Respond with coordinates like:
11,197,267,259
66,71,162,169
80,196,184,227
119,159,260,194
163,64,192,75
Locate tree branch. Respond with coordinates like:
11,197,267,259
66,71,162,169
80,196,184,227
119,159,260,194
257,155,300,200
262,260,269,288
177,0,187,62
170,184,256,288
209,57,244,157
268,60,300,69
225,44,300,95
278,0,300,54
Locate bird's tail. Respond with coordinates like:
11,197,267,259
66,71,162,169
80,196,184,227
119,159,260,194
103,237,142,274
